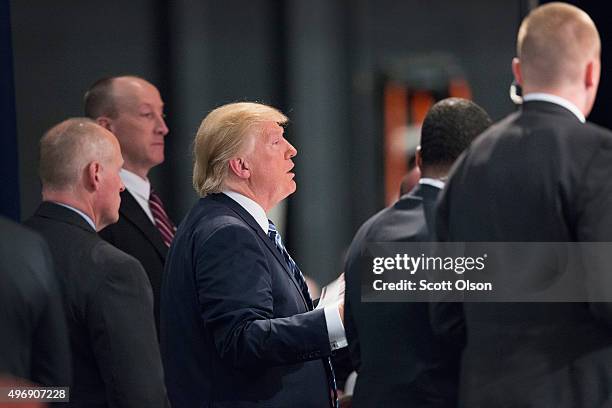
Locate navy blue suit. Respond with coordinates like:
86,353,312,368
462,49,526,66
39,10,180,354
161,193,332,408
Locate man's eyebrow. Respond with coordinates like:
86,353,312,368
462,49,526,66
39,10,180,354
138,102,165,109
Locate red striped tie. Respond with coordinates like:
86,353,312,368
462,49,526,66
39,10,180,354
149,189,176,247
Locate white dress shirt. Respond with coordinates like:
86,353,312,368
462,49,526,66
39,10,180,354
120,169,155,223
419,177,445,190
523,93,586,123
223,191,347,351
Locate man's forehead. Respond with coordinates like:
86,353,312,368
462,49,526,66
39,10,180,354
261,121,284,136
113,79,163,109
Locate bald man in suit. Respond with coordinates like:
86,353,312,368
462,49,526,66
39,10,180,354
435,4,612,407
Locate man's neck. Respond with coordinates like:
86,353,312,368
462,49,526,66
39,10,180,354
420,168,449,180
521,85,587,116
122,162,150,180
223,182,272,213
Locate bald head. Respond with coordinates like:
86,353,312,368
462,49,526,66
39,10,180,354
517,2,600,89
84,75,153,119
39,118,119,192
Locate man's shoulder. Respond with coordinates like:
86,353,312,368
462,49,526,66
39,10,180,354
187,195,253,231
347,196,428,268
360,193,427,240
91,238,144,271
3,217,48,256
25,212,96,246
583,120,612,141
463,108,612,162
32,218,142,274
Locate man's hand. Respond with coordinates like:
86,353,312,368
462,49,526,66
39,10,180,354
338,301,344,324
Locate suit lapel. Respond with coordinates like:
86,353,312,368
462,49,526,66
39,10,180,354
119,190,168,259
211,194,310,308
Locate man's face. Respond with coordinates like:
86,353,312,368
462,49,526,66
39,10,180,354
96,134,125,230
246,121,297,211
107,78,169,178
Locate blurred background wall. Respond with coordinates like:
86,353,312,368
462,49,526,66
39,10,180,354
8,0,608,285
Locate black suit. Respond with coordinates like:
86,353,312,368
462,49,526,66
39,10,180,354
0,216,70,386
435,100,612,407
344,183,461,408
99,190,167,331
25,202,168,408
161,193,333,408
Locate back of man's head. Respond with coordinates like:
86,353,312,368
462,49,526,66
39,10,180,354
83,75,147,119
420,98,492,176
517,2,600,90
84,77,118,119
39,118,114,192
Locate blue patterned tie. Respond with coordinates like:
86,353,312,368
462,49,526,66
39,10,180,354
267,220,339,408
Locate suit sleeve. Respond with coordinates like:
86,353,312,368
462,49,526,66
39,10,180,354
88,245,169,408
344,282,361,371
195,223,331,369
342,243,362,371
30,236,71,386
430,172,466,345
575,135,612,323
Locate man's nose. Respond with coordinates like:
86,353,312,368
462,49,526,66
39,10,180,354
286,141,297,158
156,114,169,136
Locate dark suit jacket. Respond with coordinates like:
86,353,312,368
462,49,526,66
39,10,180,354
0,216,70,386
435,101,612,407
161,193,332,408
25,202,168,408
99,190,167,332
344,183,462,408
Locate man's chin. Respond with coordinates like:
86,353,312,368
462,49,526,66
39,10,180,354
279,182,297,202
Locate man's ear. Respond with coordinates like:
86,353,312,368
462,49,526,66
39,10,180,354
85,161,102,190
415,146,423,169
585,59,596,88
96,117,113,132
512,57,523,86
228,157,250,179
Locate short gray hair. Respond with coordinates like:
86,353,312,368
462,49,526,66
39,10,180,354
39,118,115,191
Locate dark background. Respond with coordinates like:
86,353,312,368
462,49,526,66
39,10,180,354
7,0,609,285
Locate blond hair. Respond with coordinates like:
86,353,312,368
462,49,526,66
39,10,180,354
193,102,288,196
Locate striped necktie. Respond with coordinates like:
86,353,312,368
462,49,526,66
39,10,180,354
267,220,339,408
149,189,176,247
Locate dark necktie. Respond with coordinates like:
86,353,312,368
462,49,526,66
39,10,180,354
267,220,339,408
149,189,176,247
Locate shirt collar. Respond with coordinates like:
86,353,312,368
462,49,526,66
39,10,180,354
54,202,97,230
419,177,445,190
522,93,586,123
120,168,151,200
222,191,269,233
